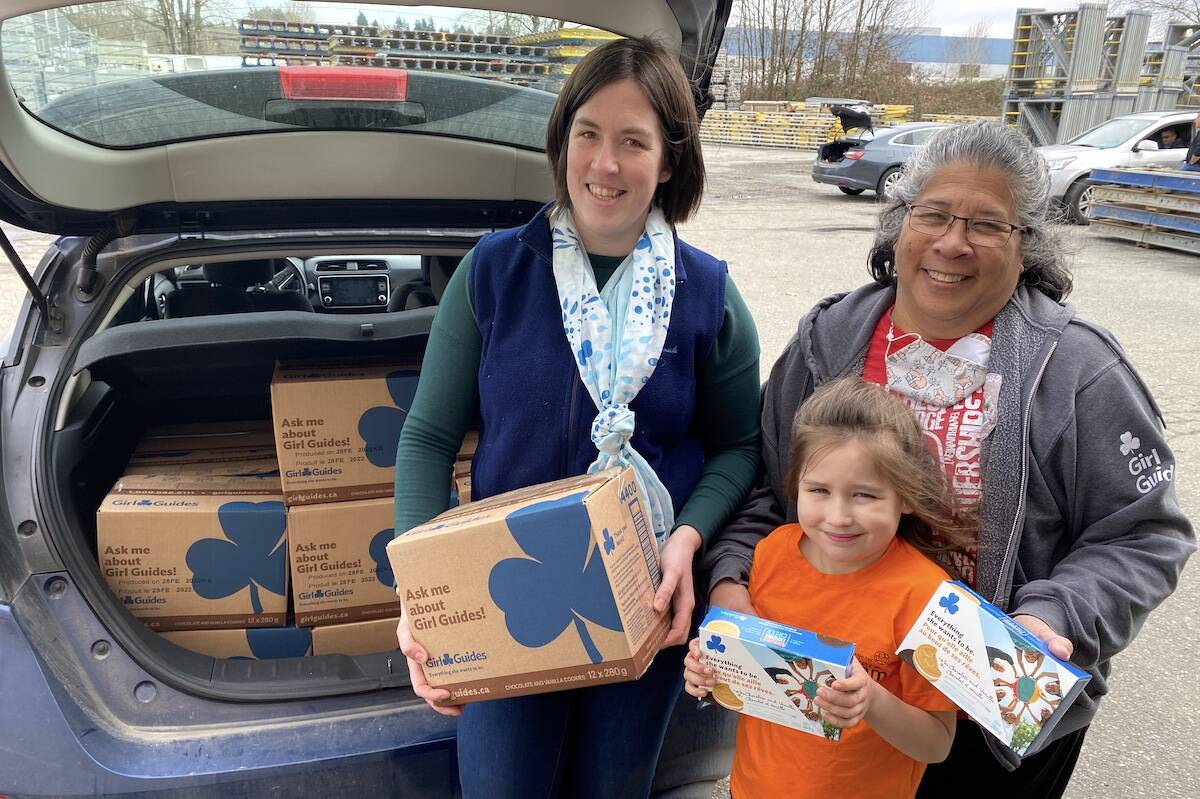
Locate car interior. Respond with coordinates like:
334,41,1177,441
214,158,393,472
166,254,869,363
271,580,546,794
1153,122,1191,149
113,252,463,324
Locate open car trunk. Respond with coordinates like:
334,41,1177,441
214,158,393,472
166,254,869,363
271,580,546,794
817,135,871,163
48,310,434,700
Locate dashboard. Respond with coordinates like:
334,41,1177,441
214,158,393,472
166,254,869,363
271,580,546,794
301,255,422,312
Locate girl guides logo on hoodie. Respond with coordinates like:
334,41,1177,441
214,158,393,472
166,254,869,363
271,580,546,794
1120,431,1173,494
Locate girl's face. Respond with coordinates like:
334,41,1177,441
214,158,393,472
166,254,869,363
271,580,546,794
565,79,672,256
796,438,912,575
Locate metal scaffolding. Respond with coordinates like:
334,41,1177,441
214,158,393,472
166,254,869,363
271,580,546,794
1004,4,1154,145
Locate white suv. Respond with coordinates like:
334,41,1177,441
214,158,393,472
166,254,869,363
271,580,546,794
1038,110,1196,222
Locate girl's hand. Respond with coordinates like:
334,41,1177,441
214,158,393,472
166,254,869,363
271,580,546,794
654,525,703,648
683,636,716,698
815,661,874,729
395,607,461,717
708,578,755,615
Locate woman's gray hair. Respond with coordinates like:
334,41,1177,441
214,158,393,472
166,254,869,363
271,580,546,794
868,121,1073,301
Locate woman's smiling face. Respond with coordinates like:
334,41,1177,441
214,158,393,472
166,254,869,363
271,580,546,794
565,78,672,256
891,164,1024,340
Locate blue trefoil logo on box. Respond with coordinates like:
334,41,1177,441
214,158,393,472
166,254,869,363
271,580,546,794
488,492,623,664
185,501,287,614
357,370,420,468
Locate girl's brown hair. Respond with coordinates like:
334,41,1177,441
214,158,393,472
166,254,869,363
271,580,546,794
544,37,705,225
785,377,976,579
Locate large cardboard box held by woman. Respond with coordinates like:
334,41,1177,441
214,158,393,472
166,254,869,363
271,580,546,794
387,468,668,705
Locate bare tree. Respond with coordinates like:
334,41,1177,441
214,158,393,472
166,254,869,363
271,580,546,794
947,19,992,82
246,3,307,23
1129,0,1200,26
732,0,926,99
61,0,233,53
465,12,560,37
734,0,813,99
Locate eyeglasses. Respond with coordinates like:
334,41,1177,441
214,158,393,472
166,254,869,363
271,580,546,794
904,203,1027,248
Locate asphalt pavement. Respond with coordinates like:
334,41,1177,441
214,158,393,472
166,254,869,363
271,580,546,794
1,145,1197,798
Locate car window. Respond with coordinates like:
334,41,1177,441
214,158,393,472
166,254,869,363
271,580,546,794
891,131,914,145
908,128,937,146
1,1,615,150
1070,117,1168,149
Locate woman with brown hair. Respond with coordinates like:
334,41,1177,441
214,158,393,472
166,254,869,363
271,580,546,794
392,37,761,798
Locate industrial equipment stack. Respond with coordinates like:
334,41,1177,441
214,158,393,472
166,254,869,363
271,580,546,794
235,18,621,90
1088,166,1200,256
1003,4,1153,145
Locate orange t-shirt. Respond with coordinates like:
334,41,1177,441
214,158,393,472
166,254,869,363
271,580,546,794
730,524,956,799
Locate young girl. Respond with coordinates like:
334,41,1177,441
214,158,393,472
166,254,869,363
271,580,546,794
684,377,974,799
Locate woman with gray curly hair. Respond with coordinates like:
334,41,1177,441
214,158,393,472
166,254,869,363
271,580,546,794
699,121,1193,797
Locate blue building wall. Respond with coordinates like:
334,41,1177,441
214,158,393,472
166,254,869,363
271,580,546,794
722,29,1011,66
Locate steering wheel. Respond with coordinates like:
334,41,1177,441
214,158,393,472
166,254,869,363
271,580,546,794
260,257,308,294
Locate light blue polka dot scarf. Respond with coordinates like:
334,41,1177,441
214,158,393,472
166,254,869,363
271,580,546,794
550,205,677,546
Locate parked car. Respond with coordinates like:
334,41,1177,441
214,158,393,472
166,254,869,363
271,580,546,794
811,122,948,199
0,1,736,796
1038,110,1196,223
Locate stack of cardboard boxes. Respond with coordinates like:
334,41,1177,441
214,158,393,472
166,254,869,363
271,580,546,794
97,421,304,656
271,359,421,656
96,359,472,660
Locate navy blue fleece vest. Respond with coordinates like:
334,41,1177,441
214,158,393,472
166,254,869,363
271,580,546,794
470,208,727,511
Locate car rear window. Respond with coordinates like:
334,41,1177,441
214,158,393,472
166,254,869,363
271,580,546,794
2,1,618,149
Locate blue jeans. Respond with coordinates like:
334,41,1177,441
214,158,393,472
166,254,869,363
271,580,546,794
456,644,686,799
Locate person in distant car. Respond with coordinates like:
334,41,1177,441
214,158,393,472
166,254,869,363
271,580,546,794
391,37,761,799
1159,127,1186,148
1182,111,1200,170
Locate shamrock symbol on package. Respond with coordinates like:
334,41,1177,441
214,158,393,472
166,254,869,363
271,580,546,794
241,626,313,660
939,593,961,615
357,370,421,468
1119,431,1141,456
186,501,287,615
602,528,616,555
369,528,396,587
705,635,726,654
488,492,623,664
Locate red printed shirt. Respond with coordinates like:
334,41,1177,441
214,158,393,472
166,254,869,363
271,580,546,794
862,309,992,586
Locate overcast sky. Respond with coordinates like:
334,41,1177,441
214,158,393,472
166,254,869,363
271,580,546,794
923,1,1026,37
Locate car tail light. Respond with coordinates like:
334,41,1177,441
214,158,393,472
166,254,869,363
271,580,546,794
844,149,866,160
279,66,408,102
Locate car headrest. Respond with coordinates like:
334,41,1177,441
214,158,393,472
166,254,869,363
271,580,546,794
425,255,459,302
202,260,276,288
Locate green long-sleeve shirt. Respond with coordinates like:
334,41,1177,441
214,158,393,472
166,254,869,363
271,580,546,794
394,248,761,546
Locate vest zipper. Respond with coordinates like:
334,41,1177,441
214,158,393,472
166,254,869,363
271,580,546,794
994,340,1057,607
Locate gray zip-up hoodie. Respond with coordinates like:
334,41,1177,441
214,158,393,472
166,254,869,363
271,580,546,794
703,282,1194,768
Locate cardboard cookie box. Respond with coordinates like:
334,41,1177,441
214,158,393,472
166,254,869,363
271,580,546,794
134,420,276,454
698,606,856,739
162,625,313,659
270,359,420,506
387,467,668,705
898,581,1090,756
97,470,288,632
287,496,401,627
311,617,402,656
